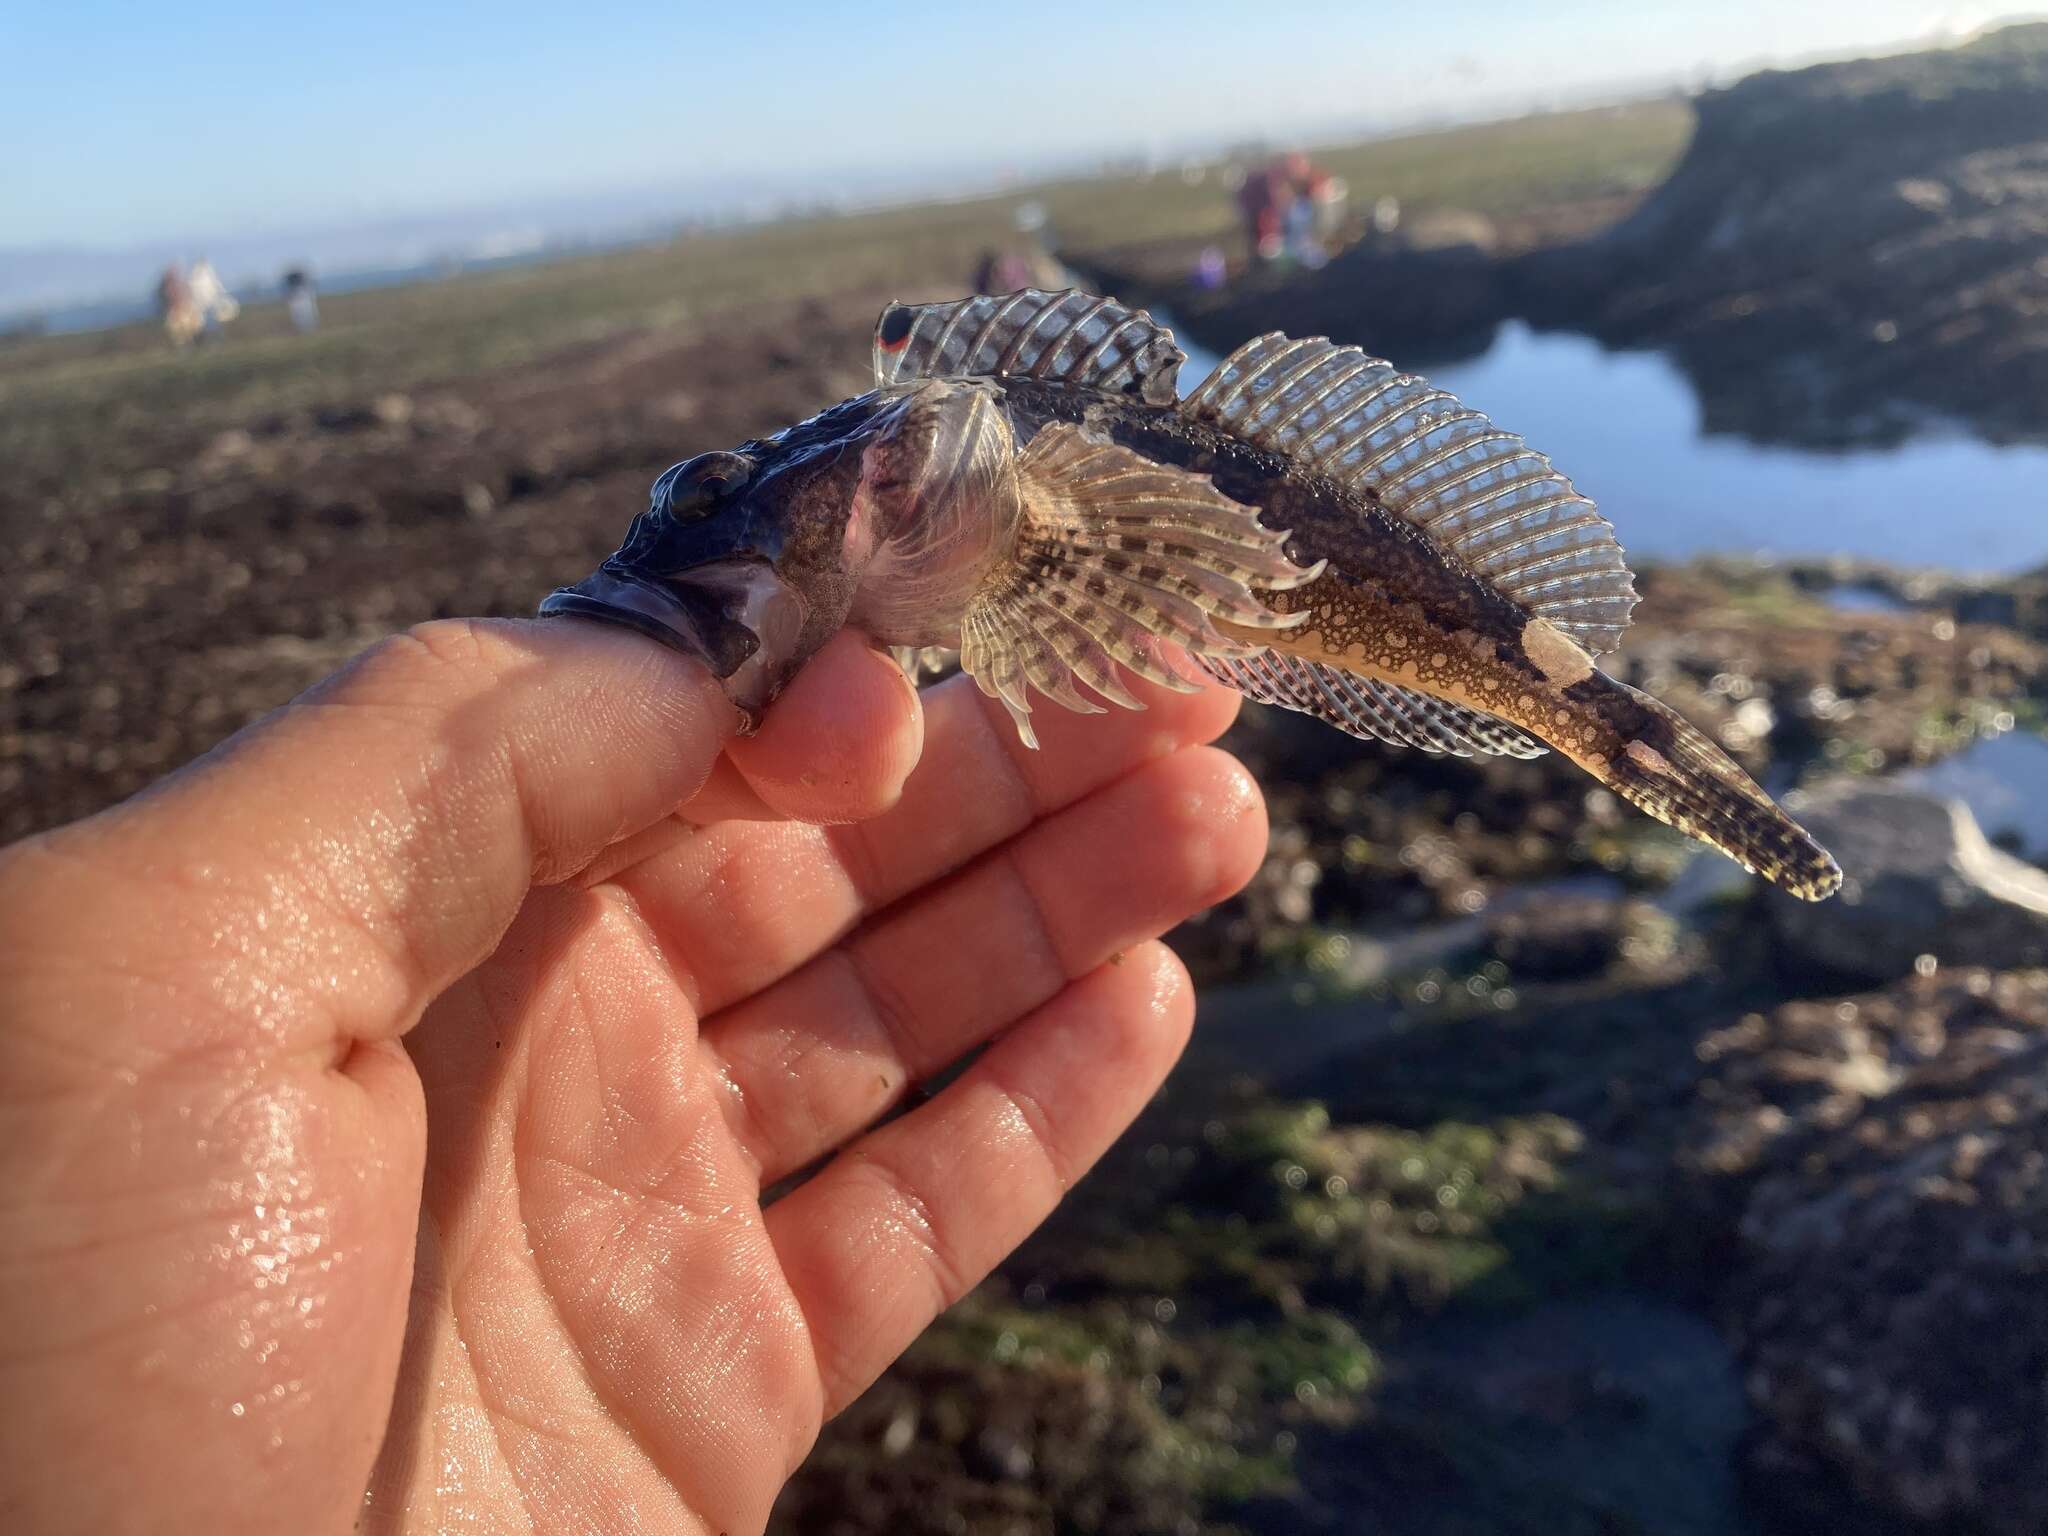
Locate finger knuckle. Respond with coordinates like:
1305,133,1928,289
349,618,516,706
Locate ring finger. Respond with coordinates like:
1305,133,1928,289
697,744,1265,1186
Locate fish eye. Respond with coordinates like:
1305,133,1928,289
662,452,754,519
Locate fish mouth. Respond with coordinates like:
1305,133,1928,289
539,561,808,723
540,566,754,667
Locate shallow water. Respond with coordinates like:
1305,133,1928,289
1903,730,2048,859
1404,1294,1755,1536
1821,584,1915,614
1177,321,2048,575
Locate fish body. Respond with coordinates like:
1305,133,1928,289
543,289,1840,900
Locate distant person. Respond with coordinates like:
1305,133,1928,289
1371,194,1402,241
1279,151,1331,268
185,258,239,342
1313,173,1349,248
971,247,1050,296
283,266,319,333
1283,184,1323,268
1236,163,1285,267
155,264,199,348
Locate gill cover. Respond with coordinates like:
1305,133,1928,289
854,376,1321,749
867,293,1322,746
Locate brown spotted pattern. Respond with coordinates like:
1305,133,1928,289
954,423,1320,746
996,376,1839,899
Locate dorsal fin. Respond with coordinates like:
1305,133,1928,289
873,289,1185,405
1198,651,1548,759
1182,334,1637,656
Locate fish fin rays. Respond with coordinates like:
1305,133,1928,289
955,424,1323,745
1183,335,1637,656
1602,685,1841,899
1199,649,1550,759
874,289,1185,405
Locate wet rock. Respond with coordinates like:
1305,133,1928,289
1395,208,1500,256
1687,969,2048,1534
1768,778,2048,984
1955,561,2048,642
968,1423,1036,1483
371,391,415,427
1521,23,2048,446
1110,26,2048,451
1168,240,1509,369
1483,896,1676,981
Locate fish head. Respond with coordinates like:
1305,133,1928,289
541,396,891,724
542,383,1026,724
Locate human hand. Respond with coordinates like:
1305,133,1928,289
0,619,1265,1533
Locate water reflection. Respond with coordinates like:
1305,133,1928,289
1179,321,2048,575
1822,585,1914,615
1903,731,2048,860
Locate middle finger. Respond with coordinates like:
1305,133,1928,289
610,667,1241,1014
699,743,1266,1184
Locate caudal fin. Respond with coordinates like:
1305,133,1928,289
1597,686,1841,901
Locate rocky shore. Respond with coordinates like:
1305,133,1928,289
1087,24,2048,450
5,201,2047,1533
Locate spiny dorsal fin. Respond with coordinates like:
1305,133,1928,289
1198,651,1548,759
873,289,1185,405
1183,334,1637,656
957,424,1323,748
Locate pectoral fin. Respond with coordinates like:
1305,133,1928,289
957,424,1324,747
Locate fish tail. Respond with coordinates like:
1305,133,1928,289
1585,678,1841,901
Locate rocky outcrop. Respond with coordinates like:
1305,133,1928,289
1522,24,2048,446
1160,239,1513,372
1686,969,2048,1534
1768,779,2048,985
1105,25,2048,449
1482,896,1676,981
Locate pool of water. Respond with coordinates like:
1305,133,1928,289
1903,730,2048,859
1822,585,1915,615
1175,321,2048,575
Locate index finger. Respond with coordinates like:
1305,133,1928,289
0,619,922,1061
613,666,1242,1014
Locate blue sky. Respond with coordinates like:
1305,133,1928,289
0,0,2014,248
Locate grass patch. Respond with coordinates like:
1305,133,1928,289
2,98,1690,493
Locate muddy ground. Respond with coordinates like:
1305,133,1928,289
1,286,887,842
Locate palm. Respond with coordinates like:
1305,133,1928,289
368,671,1261,1533
1,625,1262,1536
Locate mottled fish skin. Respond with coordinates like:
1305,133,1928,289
989,377,1841,901
543,296,1840,902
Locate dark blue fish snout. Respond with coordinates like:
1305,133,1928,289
539,453,776,677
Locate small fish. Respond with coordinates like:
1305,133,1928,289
542,289,1841,900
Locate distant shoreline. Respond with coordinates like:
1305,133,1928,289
2,230,680,339
2,93,1690,342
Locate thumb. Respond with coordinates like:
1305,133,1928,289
2,618,912,1061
